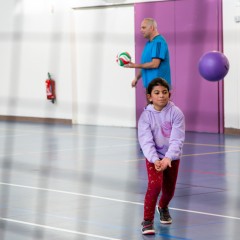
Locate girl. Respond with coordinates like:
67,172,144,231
138,78,185,235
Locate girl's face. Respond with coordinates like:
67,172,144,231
147,85,170,111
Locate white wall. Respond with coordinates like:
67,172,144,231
0,0,73,120
0,0,136,127
72,6,135,127
223,0,240,129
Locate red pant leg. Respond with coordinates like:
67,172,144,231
143,159,163,221
159,159,179,208
143,159,180,221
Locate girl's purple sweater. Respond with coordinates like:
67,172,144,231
138,102,185,163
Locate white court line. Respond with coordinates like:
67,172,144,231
170,207,240,220
0,128,137,141
0,142,138,158
1,127,240,149
1,182,240,221
0,182,142,206
0,217,121,240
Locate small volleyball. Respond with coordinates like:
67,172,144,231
116,52,131,66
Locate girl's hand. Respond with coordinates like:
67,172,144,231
154,159,162,171
154,158,172,171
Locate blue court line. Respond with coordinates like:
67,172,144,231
156,233,191,240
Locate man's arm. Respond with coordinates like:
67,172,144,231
127,58,161,69
132,69,142,87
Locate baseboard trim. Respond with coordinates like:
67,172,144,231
0,115,72,125
224,128,240,135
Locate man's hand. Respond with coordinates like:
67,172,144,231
131,78,138,87
124,62,135,68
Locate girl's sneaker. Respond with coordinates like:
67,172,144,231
157,207,172,224
141,220,155,235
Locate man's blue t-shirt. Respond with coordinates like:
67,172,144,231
141,35,171,88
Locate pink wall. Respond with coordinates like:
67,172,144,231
135,0,223,133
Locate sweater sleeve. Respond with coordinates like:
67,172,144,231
165,108,185,160
138,112,159,163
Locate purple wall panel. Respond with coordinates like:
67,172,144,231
174,0,223,133
134,0,223,133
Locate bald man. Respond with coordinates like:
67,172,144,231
126,18,171,89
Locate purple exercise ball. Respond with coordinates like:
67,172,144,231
198,51,230,81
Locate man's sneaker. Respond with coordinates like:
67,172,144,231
141,220,155,235
157,207,172,224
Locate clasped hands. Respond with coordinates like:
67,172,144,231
154,157,172,172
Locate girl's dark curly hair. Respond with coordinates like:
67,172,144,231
147,77,170,94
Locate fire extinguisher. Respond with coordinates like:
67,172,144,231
45,72,56,103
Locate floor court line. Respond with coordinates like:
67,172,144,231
125,149,240,162
1,128,240,149
0,217,122,240
181,149,240,157
170,207,240,220
156,233,191,240
1,182,240,221
0,182,143,206
0,142,138,158
0,128,138,141
184,142,240,149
